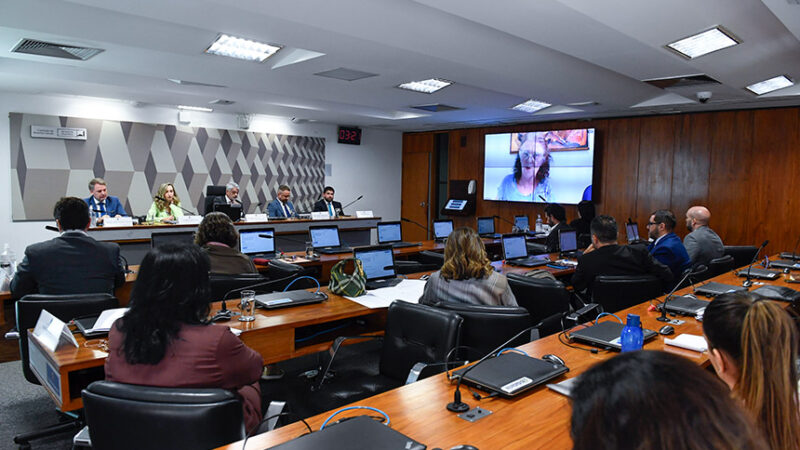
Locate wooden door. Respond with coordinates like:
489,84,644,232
401,141,433,241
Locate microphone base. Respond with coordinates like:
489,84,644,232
656,315,672,323
742,279,753,288
447,401,470,413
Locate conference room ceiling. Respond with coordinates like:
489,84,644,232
2,0,800,132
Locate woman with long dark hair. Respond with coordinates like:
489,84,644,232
105,243,264,432
419,227,516,306
703,291,800,450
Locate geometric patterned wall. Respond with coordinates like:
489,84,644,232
9,113,325,220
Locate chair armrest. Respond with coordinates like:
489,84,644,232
405,360,469,384
314,335,382,391
4,327,19,340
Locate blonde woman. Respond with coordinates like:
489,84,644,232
419,227,517,306
146,183,184,223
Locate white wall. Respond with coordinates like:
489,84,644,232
0,91,402,260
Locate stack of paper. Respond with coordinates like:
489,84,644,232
664,334,707,353
345,279,427,309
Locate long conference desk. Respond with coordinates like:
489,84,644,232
219,265,800,449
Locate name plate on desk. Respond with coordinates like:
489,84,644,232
102,216,133,228
177,215,202,225
32,309,78,352
356,210,374,218
244,214,269,222
311,211,331,220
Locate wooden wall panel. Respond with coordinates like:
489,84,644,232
401,106,800,252
401,134,434,240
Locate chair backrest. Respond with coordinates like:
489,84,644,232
723,245,758,269
16,294,119,385
393,260,440,275
378,301,462,381
682,264,709,285
266,259,313,290
506,274,571,338
82,380,245,450
708,255,735,278
204,185,227,215
591,275,663,314
416,250,444,269
431,301,531,360
209,273,265,301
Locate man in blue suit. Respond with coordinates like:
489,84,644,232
647,209,691,281
267,184,297,218
84,178,126,224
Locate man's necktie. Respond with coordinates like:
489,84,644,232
328,202,334,217
283,202,290,217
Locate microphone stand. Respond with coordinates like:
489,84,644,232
742,240,769,288
402,217,431,241
493,215,518,233
658,268,697,323
340,195,363,215
155,196,198,216
782,234,800,261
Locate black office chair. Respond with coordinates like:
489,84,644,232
506,274,572,338
577,233,592,250
310,301,462,414
707,255,736,279
82,381,245,450
416,250,445,269
723,245,758,269
591,275,664,314
676,264,709,288
13,293,119,448
204,185,227,215
393,260,440,275
431,301,531,360
209,273,266,301
265,259,314,291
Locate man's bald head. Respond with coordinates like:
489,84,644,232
686,206,711,232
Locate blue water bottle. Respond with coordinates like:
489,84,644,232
620,314,644,352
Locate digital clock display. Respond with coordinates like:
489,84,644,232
338,126,362,145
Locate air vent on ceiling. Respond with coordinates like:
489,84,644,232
168,79,227,88
643,74,721,89
12,38,103,61
410,103,463,112
209,99,236,105
314,68,378,81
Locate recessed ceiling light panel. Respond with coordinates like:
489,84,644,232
511,99,551,113
397,78,452,94
178,105,213,112
204,34,281,62
746,75,794,95
666,27,739,59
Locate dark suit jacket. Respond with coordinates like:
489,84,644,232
545,222,573,253
203,244,257,275
312,199,343,216
648,232,692,280
571,244,673,294
10,231,126,300
84,195,126,217
106,323,263,433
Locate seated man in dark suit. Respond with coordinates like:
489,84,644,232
544,203,572,252
312,186,344,217
10,197,126,299
266,184,297,218
571,215,672,294
84,177,126,225
211,181,241,208
646,209,691,280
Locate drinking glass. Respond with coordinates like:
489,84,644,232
238,290,256,322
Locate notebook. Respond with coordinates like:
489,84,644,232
376,221,421,248
514,215,529,231
270,415,426,450
433,220,454,241
751,285,800,302
661,295,710,316
501,234,549,267
693,281,748,297
735,267,780,280
239,227,276,259
559,229,582,258
309,225,351,254
254,290,328,309
625,223,640,243
477,217,502,239
768,259,800,270
354,245,402,290
452,352,568,397
569,321,657,351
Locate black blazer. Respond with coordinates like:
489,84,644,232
570,244,673,294
312,199,343,215
10,231,126,299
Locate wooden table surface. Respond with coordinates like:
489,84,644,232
220,268,796,450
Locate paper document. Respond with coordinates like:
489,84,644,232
664,334,707,353
32,309,78,352
345,279,427,309
86,308,128,333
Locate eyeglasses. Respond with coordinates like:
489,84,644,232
646,222,660,227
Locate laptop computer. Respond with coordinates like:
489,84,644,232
693,281,748,297
354,245,402,290
433,219,454,242
559,229,582,259
569,321,658,351
477,216,502,239
239,227,276,259
735,267,780,280
376,221,421,248
212,203,242,222
270,415,426,450
255,289,328,309
151,231,196,248
661,294,710,316
780,251,800,261
502,234,549,267
625,222,648,245
768,259,800,270
514,215,530,232
309,225,351,254
751,285,800,302
452,352,569,398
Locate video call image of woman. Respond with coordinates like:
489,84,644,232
496,132,553,202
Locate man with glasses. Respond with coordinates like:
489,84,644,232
647,209,691,281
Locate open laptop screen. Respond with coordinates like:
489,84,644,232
310,226,341,248
514,215,529,231
240,228,275,255
151,231,196,248
354,246,396,281
559,230,578,252
477,217,495,235
626,223,640,242
377,222,402,244
433,220,454,239
502,235,528,259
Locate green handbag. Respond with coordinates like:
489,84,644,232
328,258,367,297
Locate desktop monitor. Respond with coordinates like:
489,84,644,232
559,229,578,252
376,221,403,244
626,223,640,243
239,228,275,255
477,217,495,235
353,245,397,281
433,220,454,240
514,215,529,231
502,234,529,260
151,231,196,248
309,225,341,248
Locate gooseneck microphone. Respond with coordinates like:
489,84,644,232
155,195,198,216
493,215,517,232
783,234,800,261
447,325,535,413
341,195,364,212
658,266,702,323
248,201,264,215
742,240,769,288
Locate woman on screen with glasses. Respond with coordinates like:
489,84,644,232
496,132,552,202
